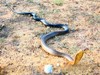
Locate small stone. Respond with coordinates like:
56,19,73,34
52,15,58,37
56,63,60,67
97,63,100,67
44,64,53,74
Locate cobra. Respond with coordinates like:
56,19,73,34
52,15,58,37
16,12,86,65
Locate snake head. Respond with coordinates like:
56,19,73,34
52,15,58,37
68,49,89,65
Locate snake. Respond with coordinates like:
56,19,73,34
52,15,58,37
14,12,85,65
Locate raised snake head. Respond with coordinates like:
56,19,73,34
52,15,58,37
68,49,88,65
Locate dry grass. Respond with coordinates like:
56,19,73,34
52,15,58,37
0,0,100,75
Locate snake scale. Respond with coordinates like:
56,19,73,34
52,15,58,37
15,12,85,65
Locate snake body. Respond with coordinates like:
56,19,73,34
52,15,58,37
16,12,82,62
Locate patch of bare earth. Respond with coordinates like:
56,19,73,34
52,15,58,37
0,0,100,75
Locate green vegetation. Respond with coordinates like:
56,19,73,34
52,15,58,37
27,0,34,3
52,9,61,13
89,14,100,25
53,0,64,6
0,38,5,43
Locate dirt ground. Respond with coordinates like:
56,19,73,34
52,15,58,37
0,0,100,75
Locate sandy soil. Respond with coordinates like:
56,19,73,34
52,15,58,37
0,0,100,75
